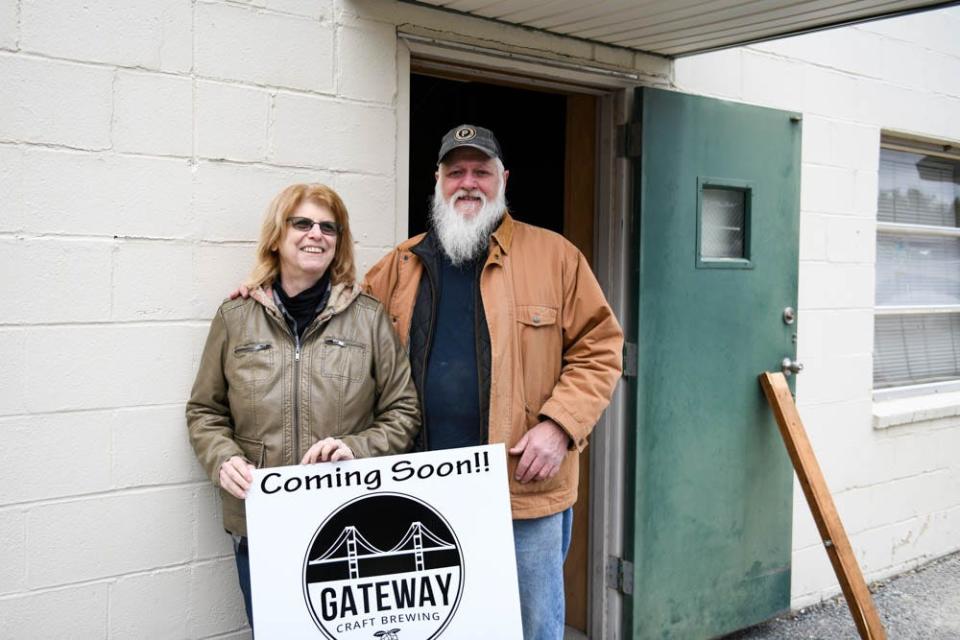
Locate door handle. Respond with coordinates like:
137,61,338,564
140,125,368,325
781,357,804,376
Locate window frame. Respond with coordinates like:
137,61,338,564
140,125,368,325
873,133,960,399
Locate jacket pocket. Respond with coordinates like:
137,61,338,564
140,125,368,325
319,337,368,383
232,342,275,382
516,305,561,412
234,434,265,468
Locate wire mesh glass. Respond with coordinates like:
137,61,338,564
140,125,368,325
701,187,745,259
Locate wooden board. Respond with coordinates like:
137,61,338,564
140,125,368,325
562,91,597,633
759,372,887,640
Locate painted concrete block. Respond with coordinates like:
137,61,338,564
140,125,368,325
0,583,108,638
799,212,828,262
195,484,233,559
0,54,112,150
112,405,207,489
802,116,879,170
853,170,879,218
0,237,113,324
109,566,191,639
195,3,333,92
249,0,332,20
114,71,193,157
826,216,875,264
15,148,193,239
798,262,874,310
741,50,805,112
789,543,837,605
338,21,397,103
794,353,872,406
795,308,874,363
356,244,396,279
0,0,16,49
26,487,195,587
0,412,112,504
192,161,329,243
673,48,742,100
0,508,25,595
334,173,397,246
19,0,191,71
188,557,250,637
0,330,27,416
800,165,858,216
803,66,864,122
0,145,22,232
113,241,194,320
197,81,271,162
193,244,258,318
880,37,926,90
23,324,202,412
271,94,395,174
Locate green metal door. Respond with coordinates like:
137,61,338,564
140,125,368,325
626,87,801,639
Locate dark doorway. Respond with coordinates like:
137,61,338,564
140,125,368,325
408,74,567,236
408,69,599,634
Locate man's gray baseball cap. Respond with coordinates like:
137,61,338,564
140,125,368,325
437,124,502,164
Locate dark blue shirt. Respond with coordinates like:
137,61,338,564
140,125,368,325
423,254,483,450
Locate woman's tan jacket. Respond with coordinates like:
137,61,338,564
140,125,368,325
186,282,420,536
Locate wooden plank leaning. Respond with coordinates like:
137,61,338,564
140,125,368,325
759,372,887,640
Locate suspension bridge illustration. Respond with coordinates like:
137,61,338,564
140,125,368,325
309,522,457,579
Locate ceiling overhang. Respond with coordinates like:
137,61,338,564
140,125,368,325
399,0,958,57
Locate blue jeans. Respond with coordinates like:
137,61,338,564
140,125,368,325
233,536,254,635
513,508,574,640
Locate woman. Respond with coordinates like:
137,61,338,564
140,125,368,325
186,184,420,629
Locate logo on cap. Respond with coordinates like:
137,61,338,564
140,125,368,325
454,127,476,141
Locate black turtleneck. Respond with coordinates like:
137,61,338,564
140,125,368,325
272,271,331,339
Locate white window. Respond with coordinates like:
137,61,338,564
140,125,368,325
874,135,960,392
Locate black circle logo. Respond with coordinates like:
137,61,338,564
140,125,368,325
303,493,464,639
454,127,476,141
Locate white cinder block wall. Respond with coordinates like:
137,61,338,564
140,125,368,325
0,0,400,637
0,0,665,637
675,6,960,609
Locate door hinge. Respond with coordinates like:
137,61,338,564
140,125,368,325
606,555,634,595
622,342,638,378
616,122,643,158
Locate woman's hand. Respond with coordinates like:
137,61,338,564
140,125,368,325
301,438,355,464
219,456,255,499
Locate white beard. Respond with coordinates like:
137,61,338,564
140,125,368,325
430,180,506,266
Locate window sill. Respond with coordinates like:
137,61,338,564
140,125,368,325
872,390,960,430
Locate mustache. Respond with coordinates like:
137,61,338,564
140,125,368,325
451,189,486,204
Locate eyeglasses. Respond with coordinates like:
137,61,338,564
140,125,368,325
287,217,342,236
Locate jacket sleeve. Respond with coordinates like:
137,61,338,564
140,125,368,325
185,308,247,485
338,303,421,458
538,250,624,451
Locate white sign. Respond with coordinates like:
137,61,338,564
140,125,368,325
246,444,523,639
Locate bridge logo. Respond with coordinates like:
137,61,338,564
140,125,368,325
302,493,464,639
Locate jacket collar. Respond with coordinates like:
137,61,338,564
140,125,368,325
490,211,514,256
250,280,362,322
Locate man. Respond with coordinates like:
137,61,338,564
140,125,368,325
364,124,623,639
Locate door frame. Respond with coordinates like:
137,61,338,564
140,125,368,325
397,33,638,640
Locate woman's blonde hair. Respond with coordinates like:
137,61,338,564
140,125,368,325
246,184,356,290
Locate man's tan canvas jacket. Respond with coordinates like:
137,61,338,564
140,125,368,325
186,282,420,536
364,214,624,519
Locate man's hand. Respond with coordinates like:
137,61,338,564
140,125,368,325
219,455,255,499
228,284,251,300
508,419,569,484
301,437,355,464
